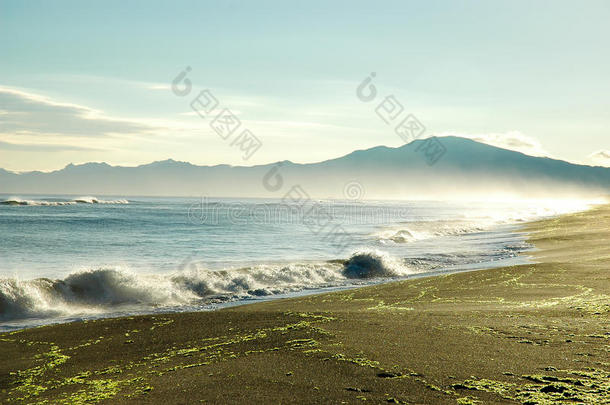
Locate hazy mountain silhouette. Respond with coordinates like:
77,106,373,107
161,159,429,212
1,137,609,199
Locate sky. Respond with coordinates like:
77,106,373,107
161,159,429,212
0,0,609,172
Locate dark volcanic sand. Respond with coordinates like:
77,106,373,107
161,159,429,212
1,205,609,404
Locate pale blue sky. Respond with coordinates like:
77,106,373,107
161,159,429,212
1,0,609,171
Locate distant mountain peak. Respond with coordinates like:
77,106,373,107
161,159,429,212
64,162,110,170
142,158,193,168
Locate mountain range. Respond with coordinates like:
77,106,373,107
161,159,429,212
1,137,609,200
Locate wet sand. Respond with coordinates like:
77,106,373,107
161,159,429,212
1,205,609,404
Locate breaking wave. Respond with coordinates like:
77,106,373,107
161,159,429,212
0,250,413,322
0,196,129,206
377,220,487,244
343,250,411,278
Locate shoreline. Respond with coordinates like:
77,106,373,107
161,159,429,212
1,222,534,333
0,253,531,333
1,205,609,404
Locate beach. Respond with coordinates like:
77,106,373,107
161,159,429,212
1,205,608,404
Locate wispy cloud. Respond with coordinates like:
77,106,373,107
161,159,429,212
26,73,173,93
146,84,171,91
179,109,243,117
0,140,102,152
0,86,162,138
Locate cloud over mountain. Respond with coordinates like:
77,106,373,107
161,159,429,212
590,150,610,166
438,131,551,158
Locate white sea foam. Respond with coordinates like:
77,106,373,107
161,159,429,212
73,196,128,204
0,196,129,206
0,197,76,206
0,251,413,322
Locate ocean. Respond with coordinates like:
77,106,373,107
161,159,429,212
0,194,594,331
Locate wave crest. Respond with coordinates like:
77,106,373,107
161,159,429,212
73,196,129,204
343,250,411,278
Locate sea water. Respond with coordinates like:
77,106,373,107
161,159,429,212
0,195,593,330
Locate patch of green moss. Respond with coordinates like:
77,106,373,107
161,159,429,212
8,343,70,401
367,301,414,312
54,377,129,404
332,353,380,369
285,338,320,350
456,397,481,405
150,318,174,330
452,368,610,404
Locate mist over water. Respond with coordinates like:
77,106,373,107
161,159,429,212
0,195,597,330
